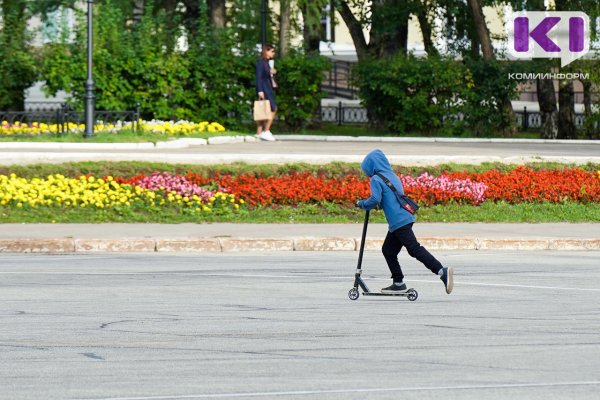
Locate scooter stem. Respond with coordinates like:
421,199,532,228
356,210,369,271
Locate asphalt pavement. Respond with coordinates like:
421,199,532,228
2,251,600,399
0,136,598,252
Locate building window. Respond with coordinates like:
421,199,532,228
40,7,74,44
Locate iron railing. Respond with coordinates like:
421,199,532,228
318,102,597,132
1,103,141,135
322,60,358,100
514,107,593,131
320,101,368,124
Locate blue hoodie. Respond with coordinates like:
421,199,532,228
358,149,415,232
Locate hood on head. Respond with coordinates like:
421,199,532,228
360,149,392,177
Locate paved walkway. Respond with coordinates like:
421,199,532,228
1,135,599,165
0,136,598,252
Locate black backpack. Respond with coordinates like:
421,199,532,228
374,172,420,215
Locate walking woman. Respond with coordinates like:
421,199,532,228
255,44,277,141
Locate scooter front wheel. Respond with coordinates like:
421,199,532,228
407,289,418,301
348,288,360,300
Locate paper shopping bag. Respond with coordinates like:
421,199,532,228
253,100,272,121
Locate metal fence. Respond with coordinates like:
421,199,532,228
514,107,589,130
322,61,358,100
320,102,595,131
320,101,368,124
5,101,595,133
1,103,141,134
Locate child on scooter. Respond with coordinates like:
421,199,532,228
356,149,454,294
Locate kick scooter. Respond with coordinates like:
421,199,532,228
348,210,418,301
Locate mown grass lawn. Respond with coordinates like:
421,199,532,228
0,129,250,143
2,202,599,223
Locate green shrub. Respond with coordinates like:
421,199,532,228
353,54,466,134
353,55,521,135
461,58,521,135
184,33,256,128
276,51,331,131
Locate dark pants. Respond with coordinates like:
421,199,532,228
382,223,443,282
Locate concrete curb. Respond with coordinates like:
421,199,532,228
295,237,355,251
0,136,255,150
2,135,598,151
0,239,76,253
2,152,598,166
74,239,156,252
275,135,600,145
0,237,597,253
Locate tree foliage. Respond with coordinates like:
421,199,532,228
276,51,330,130
0,1,38,110
30,0,327,128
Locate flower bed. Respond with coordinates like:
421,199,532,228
181,166,600,206
0,119,226,136
179,172,486,206
138,120,225,135
0,173,243,213
0,122,82,135
448,166,600,203
1,167,598,214
115,167,600,207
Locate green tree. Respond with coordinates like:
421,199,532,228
41,0,187,114
508,0,600,139
0,0,38,110
336,0,423,60
32,0,333,130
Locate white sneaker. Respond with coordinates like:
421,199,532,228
256,130,276,141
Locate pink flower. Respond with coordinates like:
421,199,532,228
134,172,217,202
401,173,487,205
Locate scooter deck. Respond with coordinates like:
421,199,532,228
349,285,418,301
363,291,414,297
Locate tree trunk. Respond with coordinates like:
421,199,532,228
162,0,179,43
376,24,408,57
328,0,335,42
465,4,480,58
531,0,559,139
370,0,408,57
537,78,559,139
466,0,493,61
416,7,438,57
300,3,321,54
581,79,595,139
465,0,515,134
558,80,577,139
279,0,291,57
207,0,226,29
132,0,145,25
550,0,576,139
335,0,368,61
